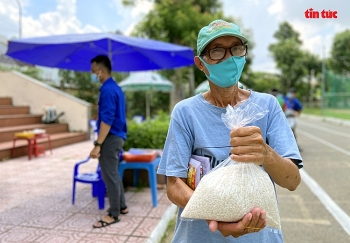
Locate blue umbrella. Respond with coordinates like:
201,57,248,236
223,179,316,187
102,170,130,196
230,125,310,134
5,33,194,72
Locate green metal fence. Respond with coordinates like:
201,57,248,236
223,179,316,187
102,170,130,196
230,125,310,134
323,70,350,109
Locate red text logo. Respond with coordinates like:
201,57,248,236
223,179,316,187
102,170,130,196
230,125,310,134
304,8,338,18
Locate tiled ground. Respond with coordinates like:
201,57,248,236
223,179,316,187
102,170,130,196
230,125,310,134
0,140,174,243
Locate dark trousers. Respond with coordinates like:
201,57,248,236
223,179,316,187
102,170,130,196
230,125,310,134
98,134,126,218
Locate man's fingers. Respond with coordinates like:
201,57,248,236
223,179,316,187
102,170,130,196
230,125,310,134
244,208,266,233
240,212,253,228
248,208,260,225
208,221,218,232
255,210,267,229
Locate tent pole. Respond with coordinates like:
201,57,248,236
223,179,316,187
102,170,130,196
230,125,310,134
108,38,113,68
146,91,150,120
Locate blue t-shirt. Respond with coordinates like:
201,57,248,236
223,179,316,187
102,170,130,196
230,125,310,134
157,91,302,243
97,78,127,140
284,97,303,112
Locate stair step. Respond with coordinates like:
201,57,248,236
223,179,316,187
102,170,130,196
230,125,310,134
0,132,88,161
0,114,42,127
0,98,12,106
0,123,69,143
0,106,30,115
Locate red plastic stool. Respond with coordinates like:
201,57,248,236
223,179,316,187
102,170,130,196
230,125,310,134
32,144,46,157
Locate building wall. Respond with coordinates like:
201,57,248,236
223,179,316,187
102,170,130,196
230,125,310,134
0,71,91,133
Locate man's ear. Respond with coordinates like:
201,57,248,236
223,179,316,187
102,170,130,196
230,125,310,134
100,67,108,77
194,56,210,76
194,56,205,72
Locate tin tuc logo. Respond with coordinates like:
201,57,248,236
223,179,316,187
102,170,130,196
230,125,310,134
304,8,338,18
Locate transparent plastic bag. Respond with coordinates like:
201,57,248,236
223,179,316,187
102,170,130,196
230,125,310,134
181,102,281,229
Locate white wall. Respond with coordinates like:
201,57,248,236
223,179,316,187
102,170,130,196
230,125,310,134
0,71,91,132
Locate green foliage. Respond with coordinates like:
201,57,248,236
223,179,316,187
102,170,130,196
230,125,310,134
19,67,43,81
0,65,10,71
273,22,302,44
130,0,224,95
268,21,321,98
58,70,128,117
125,91,170,119
303,107,350,120
124,0,254,99
249,72,281,93
270,40,305,90
58,70,100,104
123,112,170,150
329,29,350,75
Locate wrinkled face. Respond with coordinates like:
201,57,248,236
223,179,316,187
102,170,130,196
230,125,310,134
201,36,245,64
195,36,246,75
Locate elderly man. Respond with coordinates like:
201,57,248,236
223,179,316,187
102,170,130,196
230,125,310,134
157,19,302,242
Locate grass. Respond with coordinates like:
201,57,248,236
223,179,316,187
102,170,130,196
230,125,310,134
160,216,176,243
303,107,350,120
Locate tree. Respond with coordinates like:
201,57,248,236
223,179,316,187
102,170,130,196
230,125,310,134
58,70,100,117
249,72,281,93
57,70,129,118
269,22,308,93
269,22,323,103
300,51,321,102
329,29,350,75
122,0,254,109
273,22,301,44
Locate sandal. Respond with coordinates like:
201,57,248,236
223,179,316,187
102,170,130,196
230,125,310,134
92,213,120,228
120,207,128,215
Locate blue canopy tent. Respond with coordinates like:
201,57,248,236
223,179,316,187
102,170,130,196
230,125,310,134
5,33,194,72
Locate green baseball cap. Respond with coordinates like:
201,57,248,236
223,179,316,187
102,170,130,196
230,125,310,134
197,19,248,56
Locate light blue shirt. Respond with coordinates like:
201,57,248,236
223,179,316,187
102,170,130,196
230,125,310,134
157,91,302,243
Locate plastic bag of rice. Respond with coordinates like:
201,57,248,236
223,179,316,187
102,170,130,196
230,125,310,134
181,103,281,229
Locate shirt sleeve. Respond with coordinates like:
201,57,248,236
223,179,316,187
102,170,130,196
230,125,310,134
99,88,117,125
157,115,193,178
293,98,303,111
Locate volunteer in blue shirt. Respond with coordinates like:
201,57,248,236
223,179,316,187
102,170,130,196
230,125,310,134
284,87,303,149
89,55,128,228
157,20,302,242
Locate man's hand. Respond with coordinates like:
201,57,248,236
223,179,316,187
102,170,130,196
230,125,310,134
207,208,267,238
90,146,101,159
229,126,268,165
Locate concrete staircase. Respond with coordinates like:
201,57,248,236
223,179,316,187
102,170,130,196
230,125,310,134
0,97,88,161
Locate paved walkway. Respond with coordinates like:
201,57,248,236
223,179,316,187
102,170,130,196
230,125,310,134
0,140,176,243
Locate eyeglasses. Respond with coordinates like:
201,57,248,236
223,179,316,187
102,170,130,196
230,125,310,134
201,45,247,60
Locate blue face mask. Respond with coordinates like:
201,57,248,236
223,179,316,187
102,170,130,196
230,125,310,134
199,56,246,88
90,71,101,83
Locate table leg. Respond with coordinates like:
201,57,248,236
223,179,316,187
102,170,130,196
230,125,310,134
28,139,32,160
148,166,158,207
11,138,17,158
47,135,53,154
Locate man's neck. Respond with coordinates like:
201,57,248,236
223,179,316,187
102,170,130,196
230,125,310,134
101,75,112,84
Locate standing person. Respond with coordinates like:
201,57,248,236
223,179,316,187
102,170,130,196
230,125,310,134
284,87,303,147
284,87,303,115
89,55,128,228
157,19,302,242
271,88,286,111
